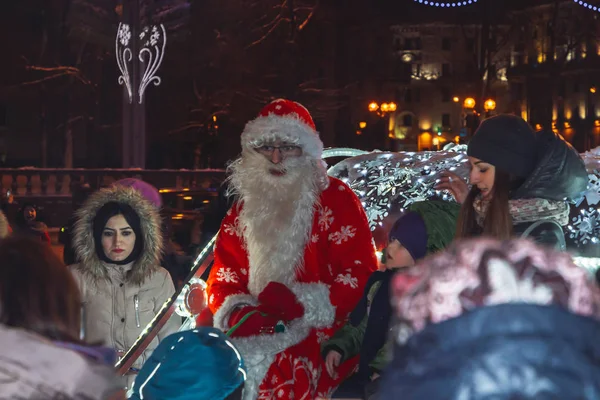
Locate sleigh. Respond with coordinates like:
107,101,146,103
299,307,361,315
116,145,600,374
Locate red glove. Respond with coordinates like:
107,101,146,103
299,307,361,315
257,282,304,322
227,306,283,338
195,307,213,327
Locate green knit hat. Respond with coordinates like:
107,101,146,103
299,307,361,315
406,200,460,255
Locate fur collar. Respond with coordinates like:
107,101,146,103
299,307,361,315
72,186,163,286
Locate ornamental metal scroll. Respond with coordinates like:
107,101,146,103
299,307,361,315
116,23,167,104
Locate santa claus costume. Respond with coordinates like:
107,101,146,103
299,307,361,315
206,99,377,399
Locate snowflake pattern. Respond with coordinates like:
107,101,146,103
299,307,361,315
583,172,600,206
568,207,600,245
328,225,357,245
318,207,334,231
316,331,330,344
216,267,239,283
311,234,319,243
240,268,248,276
335,271,359,289
257,355,321,400
117,24,131,46
209,294,214,304
223,223,237,236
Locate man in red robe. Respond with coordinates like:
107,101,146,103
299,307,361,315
206,99,377,399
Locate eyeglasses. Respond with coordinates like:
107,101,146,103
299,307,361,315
255,145,302,156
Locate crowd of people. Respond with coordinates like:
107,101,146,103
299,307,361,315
1,100,599,400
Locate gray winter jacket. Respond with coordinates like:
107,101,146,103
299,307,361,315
69,186,180,370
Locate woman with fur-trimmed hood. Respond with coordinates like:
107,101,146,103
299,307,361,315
69,185,180,377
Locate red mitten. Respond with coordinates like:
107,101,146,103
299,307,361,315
227,306,283,338
195,307,213,327
258,282,304,322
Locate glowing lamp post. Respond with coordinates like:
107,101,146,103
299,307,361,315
368,101,398,150
463,97,476,109
368,101,397,117
484,99,496,112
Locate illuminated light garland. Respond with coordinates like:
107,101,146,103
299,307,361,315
323,147,369,159
116,234,217,370
413,0,478,7
328,144,470,230
572,0,600,12
115,23,167,104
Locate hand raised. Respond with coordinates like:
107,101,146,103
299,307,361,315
434,171,470,204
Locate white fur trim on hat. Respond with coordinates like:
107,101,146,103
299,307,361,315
241,114,324,159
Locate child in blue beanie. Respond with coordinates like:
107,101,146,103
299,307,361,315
129,327,246,400
322,200,459,399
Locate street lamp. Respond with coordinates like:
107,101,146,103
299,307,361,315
453,96,460,103
368,102,397,117
484,99,496,112
463,97,476,109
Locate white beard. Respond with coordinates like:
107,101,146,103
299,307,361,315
227,151,321,295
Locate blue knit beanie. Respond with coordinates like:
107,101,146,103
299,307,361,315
389,211,428,261
129,328,246,400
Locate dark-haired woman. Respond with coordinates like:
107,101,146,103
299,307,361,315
69,186,180,382
436,114,588,248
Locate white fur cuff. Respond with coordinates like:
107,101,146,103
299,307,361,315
212,293,258,331
290,282,335,328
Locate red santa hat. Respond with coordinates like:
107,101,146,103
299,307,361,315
241,99,324,160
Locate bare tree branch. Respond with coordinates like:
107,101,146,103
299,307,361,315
11,73,71,87
246,17,287,48
298,4,317,31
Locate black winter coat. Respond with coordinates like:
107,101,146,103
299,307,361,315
379,303,600,400
512,129,587,202
506,130,586,249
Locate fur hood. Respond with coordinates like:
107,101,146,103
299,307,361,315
72,185,163,285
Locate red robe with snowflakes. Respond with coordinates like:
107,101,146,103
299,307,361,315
206,177,377,399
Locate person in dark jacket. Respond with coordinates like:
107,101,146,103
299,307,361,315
322,200,459,399
380,237,600,400
15,202,50,243
436,115,588,249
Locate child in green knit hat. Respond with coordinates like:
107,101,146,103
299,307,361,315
322,200,460,399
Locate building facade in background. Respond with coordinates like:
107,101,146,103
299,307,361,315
388,22,510,151
507,0,600,151
384,0,600,152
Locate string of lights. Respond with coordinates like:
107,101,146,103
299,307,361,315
412,0,478,7
573,0,599,12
